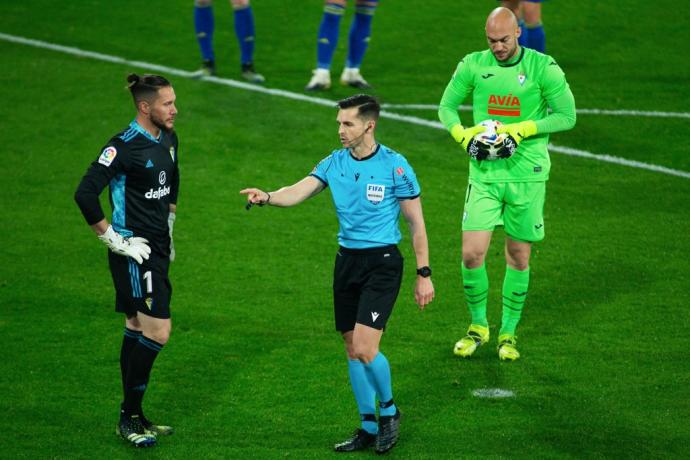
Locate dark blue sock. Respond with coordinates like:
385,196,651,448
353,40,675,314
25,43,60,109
363,352,397,417
518,19,529,48
316,3,344,69
122,336,163,417
234,5,255,65
348,359,378,434
120,328,142,398
527,23,545,52
346,2,376,68
194,5,215,61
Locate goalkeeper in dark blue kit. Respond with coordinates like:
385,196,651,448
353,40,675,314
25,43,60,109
74,74,179,448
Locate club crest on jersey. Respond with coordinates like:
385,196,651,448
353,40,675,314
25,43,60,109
98,146,117,167
366,184,385,204
159,171,167,185
518,72,527,86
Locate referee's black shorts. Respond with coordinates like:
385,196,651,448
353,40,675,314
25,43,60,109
333,245,403,332
108,250,172,319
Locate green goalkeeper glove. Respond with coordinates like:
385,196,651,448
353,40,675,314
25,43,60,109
450,124,486,151
98,225,151,264
496,120,538,145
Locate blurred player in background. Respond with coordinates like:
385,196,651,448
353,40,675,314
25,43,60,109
75,73,180,447
305,0,379,91
438,7,575,360
501,0,546,52
193,0,265,83
241,94,434,454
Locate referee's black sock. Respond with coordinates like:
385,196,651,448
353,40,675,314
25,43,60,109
120,328,142,398
122,336,163,418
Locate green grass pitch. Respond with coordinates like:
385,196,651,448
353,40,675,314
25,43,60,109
0,1,689,458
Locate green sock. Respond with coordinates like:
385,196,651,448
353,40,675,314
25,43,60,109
500,266,530,336
462,263,489,327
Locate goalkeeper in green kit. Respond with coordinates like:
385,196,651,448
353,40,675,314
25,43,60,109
438,6,575,360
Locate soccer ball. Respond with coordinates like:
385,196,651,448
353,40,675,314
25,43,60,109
474,119,507,145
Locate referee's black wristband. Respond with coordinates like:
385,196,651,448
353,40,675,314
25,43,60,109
258,192,271,207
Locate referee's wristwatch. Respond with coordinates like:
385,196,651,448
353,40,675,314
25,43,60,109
416,266,432,278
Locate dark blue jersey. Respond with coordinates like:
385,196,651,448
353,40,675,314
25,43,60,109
310,144,420,249
75,120,180,255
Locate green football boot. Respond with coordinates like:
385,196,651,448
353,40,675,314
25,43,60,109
497,334,520,361
453,324,490,357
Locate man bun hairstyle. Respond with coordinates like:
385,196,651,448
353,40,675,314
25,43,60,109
337,94,380,120
126,73,171,105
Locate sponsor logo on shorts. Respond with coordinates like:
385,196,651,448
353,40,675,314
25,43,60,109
145,297,153,310
366,184,385,204
534,166,542,173
463,211,468,223
534,223,544,229
98,146,117,166
371,312,380,322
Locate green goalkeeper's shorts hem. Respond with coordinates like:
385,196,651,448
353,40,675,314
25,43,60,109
462,180,546,243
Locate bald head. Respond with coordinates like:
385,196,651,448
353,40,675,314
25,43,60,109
485,7,521,62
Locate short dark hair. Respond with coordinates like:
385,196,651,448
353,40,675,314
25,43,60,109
126,73,171,105
337,94,380,120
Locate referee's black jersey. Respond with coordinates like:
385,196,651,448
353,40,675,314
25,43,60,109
75,120,179,255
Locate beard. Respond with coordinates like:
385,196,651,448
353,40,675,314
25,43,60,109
150,112,173,132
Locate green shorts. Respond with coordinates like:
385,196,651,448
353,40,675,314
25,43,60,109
462,180,546,242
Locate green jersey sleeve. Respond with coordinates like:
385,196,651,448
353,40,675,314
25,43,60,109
534,60,576,135
438,56,476,131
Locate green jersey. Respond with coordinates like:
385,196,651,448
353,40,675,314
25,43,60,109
439,47,576,183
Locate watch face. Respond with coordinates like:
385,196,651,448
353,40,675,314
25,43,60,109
417,267,432,277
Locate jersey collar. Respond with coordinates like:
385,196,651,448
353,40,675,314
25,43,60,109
129,119,162,143
497,46,525,68
349,143,381,162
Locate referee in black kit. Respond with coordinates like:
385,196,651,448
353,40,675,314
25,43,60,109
75,73,179,448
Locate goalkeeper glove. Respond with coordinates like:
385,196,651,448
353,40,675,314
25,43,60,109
98,225,151,264
168,212,176,262
496,120,537,145
450,124,486,152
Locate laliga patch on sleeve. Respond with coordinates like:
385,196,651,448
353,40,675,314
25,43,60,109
98,146,118,167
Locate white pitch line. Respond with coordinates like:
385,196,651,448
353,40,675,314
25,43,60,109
2,32,689,180
381,103,690,120
472,388,515,399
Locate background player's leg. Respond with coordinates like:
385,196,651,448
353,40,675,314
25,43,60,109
230,0,265,82
194,0,216,76
306,0,346,90
523,1,545,52
341,0,378,88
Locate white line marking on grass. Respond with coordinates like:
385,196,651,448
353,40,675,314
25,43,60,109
381,103,690,120
2,32,689,180
472,388,515,399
